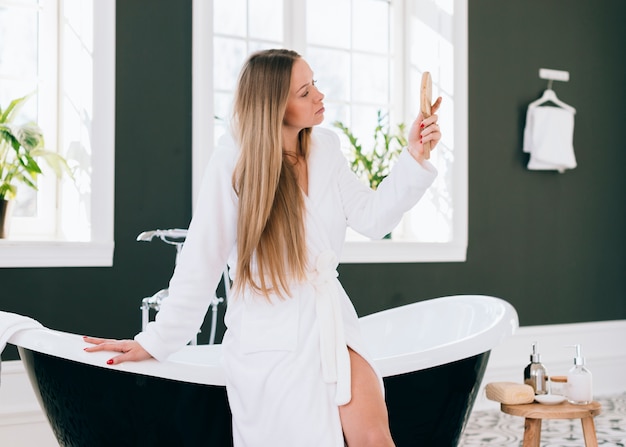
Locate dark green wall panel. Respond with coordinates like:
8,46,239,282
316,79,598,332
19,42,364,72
1,0,625,362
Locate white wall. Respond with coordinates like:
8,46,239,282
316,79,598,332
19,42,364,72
0,360,56,447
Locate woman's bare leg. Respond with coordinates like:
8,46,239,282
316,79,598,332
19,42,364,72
339,348,395,447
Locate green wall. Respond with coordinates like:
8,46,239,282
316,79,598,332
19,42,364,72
1,0,625,361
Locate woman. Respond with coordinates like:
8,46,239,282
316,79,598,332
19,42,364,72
85,49,442,446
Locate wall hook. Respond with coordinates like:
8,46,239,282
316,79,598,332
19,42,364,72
539,68,570,90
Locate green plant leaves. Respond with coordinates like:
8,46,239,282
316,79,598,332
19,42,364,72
0,95,73,201
333,110,407,190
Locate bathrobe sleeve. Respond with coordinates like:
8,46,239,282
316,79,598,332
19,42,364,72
135,137,239,361
327,130,438,239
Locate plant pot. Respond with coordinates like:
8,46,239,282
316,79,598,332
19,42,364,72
1,199,14,238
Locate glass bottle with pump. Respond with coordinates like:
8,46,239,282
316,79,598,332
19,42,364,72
567,344,593,404
524,341,548,395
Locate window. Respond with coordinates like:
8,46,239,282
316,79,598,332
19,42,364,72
0,1,115,267
193,0,467,263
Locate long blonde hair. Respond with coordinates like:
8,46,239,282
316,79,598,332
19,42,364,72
232,49,310,298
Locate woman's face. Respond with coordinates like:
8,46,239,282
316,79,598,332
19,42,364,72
283,58,325,131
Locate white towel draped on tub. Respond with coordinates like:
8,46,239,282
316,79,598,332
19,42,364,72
0,311,43,385
523,105,576,173
0,311,43,353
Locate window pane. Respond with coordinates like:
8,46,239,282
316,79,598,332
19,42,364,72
248,40,281,54
214,0,246,36
213,37,247,91
63,0,94,52
408,188,452,242
439,36,454,95
249,0,283,42
436,0,454,15
404,0,457,243
353,0,389,54
349,105,383,153
13,182,37,217
63,23,94,114
409,0,441,72
320,103,349,132
307,0,350,49
0,5,39,219
306,47,350,103
352,52,388,104
0,8,38,78
0,81,38,119
214,92,232,122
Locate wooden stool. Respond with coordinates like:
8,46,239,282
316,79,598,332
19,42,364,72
501,400,602,447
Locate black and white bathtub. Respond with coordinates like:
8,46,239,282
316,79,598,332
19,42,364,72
5,294,517,446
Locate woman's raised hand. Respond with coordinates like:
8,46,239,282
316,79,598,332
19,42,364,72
408,96,442,164
83,336,153,365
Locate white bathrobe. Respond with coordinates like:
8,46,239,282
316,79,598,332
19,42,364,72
135,127,437,446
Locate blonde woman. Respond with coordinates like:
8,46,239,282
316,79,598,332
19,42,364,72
85,49,442,446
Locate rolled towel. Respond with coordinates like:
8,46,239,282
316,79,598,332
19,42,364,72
485,382,535,405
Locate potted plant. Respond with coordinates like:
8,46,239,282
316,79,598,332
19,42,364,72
0,94,73,238
333,110,408,239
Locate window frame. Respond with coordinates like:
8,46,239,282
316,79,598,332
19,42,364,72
0,0,59,237
195,0,467,264
0,1,115,268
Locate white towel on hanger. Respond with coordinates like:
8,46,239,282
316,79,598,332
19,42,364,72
523,105,576,173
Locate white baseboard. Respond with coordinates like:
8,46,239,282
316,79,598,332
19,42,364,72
0,360,57,446
472,319,626,411
2,320,625,442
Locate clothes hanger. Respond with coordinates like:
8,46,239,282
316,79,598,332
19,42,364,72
528,79,576,114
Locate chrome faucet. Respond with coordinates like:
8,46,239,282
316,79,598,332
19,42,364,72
136,228,187,264
137,228,228,345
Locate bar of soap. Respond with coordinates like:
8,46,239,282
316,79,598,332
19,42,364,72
485,382,535,404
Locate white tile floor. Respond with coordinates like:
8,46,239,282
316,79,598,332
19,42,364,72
459,393,626,446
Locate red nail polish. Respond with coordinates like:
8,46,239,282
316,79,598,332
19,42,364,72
420,138,422,144
420,123,425,128
106,359,114,365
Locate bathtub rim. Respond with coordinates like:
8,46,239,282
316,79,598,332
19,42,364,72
359,294,519,377
8,294,518,386
9,328,227,386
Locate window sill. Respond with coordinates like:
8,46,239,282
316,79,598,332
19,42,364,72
340,241,467,264
0,240,114,268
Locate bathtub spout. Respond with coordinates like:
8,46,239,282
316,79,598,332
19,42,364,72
141,289,169,331
141,289,200,345
137,228,187,265
140,290,223,345
208,296,224,345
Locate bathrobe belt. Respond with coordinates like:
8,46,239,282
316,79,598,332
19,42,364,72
311,250,352,406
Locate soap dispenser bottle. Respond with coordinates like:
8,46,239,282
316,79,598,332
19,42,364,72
524,342,548,395
567,344,593,405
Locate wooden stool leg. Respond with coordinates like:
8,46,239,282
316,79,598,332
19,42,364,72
523,418,542,447
581,416,598,447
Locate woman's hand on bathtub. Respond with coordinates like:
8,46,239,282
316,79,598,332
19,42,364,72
83,336,153,365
